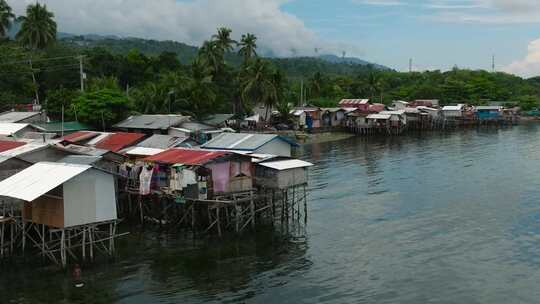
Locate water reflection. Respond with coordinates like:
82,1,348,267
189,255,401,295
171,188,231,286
6,124,540,303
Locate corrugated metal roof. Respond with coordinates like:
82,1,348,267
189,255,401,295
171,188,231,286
202,133,297,151
124,147,165,156
0,111,41,123
321,108,344,113
339,99,369,105
34,121,91,133
136,134,189,149
94,132,145,152
113,115,189,130
180,121,216,132
202,114,235,126
59,144,110,157
367,114,391,120
0,123,30,136
476,106,502,111
145,148,229,165
0,141,26,152
0,142,47,158
62,131,100,142
258,159,313,170
442,105,464,111
60,155,102,165
0,162,91,202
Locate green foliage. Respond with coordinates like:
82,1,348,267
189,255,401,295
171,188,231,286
16,3,57,49
72,89,131,129
44,87,79,121
0,0,15,38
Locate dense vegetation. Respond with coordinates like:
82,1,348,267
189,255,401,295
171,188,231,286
1,1,540,129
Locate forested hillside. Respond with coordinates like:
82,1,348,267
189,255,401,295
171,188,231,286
2,1,540,130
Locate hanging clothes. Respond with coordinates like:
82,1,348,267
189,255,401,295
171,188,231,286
170,165,184,191
182,169,197,188
139,165,153,195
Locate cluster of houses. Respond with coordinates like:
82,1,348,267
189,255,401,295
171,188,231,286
288,99,519,134
0,109,312,266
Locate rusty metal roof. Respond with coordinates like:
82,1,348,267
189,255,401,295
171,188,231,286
94,132,145,152
0,141,26,153
145,148,229,165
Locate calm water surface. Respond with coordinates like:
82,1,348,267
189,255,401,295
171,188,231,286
4,124,540,303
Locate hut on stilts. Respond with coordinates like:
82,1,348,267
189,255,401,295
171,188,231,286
0,162,123,267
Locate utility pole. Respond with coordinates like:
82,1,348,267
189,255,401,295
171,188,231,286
61,105,64,138
300,80,304,106
492,54,495,73
29,59,40,105
79,55,86,92
409,58,413,73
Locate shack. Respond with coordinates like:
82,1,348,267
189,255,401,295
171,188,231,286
202,114,236,128
0,123,39,138
0,162,119,266
201,133,298,157
392,100,410,110
321,108,346,127
0,111,47,123
62,131,146,153
113,114,190,135
34,121,91,136
136,134,196,149
476,106,503,120
255,159,313,189
442,104,465,118
339,99,370,112
145,148,254,196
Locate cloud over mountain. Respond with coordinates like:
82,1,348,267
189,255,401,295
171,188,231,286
9,0,327,57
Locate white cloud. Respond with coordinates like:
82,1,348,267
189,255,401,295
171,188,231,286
8,0,349,57
503,38,540,78
351,0,405,6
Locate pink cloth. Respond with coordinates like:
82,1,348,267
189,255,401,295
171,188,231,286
208,162,230,193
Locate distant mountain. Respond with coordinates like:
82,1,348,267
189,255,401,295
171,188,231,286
58,34,391,75
317,54,389,70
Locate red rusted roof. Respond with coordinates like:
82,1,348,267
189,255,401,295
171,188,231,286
0,140,26,152
62,131,99,143
94,132,145,152
145,148,229,165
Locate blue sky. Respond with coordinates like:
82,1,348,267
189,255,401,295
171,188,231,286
281,0,539,74
11,0,540,77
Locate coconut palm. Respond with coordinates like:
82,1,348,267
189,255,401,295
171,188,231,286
0,0,15,38
238,33,257,64
16,3,57,49
241,59,279,120
198,40,223,75
212,27,236,53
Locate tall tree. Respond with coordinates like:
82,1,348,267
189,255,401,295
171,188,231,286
0,0,15,39
16,3,57,49
241,59,278,120
212,27,236,53
238,33,257,64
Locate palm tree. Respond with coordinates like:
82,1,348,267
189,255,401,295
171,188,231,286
198,40,223,75
238,33,257,64
309,72,324,98
16,3,57,49
241,59,278,121
185,57,216,119
367,72,379,101
0,0,15,39
212,27,236,53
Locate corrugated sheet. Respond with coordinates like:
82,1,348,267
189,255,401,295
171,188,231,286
367,114,391,120
0,123,30,136
0,111,41,123
60,155,102,165
203,133,298,151
124,147,164,156
339,99,369,105
0,142,47,158
62,131,100,142
476,106,502,111
0,162,91,202
145,148,228,165
202,114,235,126
94,132,145,152
136,134,189,149
34,121,91,133
0,141,26,152
259,159,314,171
113,115,189,130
